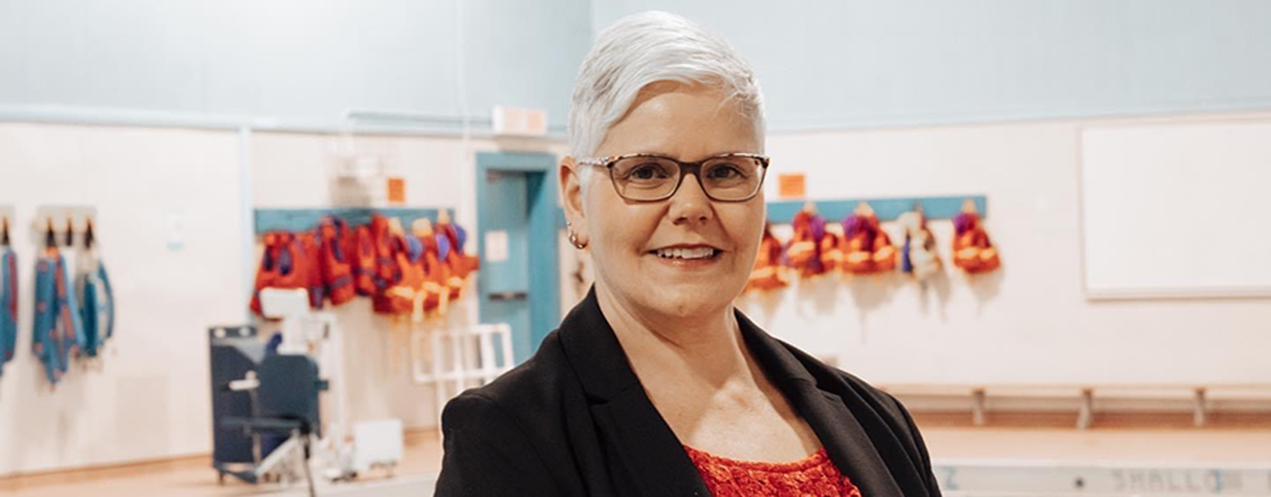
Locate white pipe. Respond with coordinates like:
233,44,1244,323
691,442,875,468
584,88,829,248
0,104,566,138
238,126,255,321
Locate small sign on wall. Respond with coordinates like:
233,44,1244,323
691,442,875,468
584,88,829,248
492,106,548,136
484,230,509,262
386,177,406,205
777,173,806,199
166,211,185,251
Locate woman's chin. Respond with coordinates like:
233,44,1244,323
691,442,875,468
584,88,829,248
636,281,741,319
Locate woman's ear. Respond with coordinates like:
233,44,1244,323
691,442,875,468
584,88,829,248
560,156,588,239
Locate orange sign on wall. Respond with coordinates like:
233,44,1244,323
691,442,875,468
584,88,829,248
777,173,806,199
387,177,406,205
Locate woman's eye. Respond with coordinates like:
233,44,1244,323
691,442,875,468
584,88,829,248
629,164,669,180
708,165,743,179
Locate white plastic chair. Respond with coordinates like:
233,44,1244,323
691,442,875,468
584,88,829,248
411,323,515,430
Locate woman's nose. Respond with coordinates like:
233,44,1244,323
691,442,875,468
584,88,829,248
668,173,713,226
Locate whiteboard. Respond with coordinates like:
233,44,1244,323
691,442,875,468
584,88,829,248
1080,118,1271,299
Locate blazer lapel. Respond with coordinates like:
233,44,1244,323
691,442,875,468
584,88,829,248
790,382,907,496
736,311,911,497
559,289,710,497
589,392,711,496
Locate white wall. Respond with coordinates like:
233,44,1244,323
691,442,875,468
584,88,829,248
739,113,1271,386
0,123,245,475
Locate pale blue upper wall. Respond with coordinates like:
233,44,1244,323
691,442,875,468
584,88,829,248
2,0,1269,132
593,0,1271,130
0,0,591,130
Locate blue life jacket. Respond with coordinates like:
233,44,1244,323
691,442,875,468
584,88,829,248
33,249,84,385
77,251,114,358
435,232,451,262
1,248,17,375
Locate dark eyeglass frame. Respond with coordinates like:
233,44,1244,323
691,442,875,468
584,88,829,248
576,152,771,203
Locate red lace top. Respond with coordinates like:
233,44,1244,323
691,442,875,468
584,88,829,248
684,445,863,497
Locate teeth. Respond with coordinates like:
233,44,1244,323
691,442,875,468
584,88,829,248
655,247,716,259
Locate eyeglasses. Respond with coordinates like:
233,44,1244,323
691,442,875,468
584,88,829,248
576,153,770,202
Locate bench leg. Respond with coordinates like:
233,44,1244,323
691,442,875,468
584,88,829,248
972,388,987,426
1193,387,1207,428
1077,388,1094,430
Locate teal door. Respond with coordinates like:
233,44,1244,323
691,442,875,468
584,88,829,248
476,152,561,364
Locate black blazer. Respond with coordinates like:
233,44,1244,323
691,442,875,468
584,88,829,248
435,289,942,496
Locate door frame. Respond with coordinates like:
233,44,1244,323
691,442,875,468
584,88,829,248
475,151,562,364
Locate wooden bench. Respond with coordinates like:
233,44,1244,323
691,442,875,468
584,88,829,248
879,383,1271,429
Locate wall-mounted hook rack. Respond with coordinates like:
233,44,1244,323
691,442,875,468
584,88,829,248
32,205,97,247
766,195,987,224
253,207,449,234
0,205,13,247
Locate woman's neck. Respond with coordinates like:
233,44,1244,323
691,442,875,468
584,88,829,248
593,283,751,387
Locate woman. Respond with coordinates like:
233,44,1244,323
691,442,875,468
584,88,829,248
436,11,941,497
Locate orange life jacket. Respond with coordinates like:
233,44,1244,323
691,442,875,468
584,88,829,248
318,216,356,306
436,222,477,298
416,233,449,314
436,222,473,277
746,225,789,293
353,225,378,296
952,212,1001,273
819,231,844,271
362,214,401,300
786,211,830,278
297,232,326,309
250,233,312,316
841,213,898,274
375,234,424,315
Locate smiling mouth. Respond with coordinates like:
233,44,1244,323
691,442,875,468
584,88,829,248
649,246,723,260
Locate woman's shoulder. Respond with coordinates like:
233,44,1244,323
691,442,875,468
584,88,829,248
435,330,579,495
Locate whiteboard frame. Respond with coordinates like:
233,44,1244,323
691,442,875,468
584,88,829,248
1076,113,1271,301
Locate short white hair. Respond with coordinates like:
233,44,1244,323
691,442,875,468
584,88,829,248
568,11,766,166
